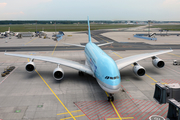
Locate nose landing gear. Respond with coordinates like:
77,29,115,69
108,94,114,102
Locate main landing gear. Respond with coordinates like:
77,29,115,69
78,71,84,76
108,94,114,102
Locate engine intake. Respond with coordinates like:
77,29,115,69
53,67,64,80
152,56,165,68
133,63,146,76
25,62,35,72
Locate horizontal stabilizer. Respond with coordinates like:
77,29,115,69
97,42,113,47
63,43,85,48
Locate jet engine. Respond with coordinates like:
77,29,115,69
133,63,146,76
152,56,165,68
53,67,64,80
25,62,35,72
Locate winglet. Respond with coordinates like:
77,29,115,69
87,16,92,43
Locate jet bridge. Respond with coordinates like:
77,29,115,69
154,83,180,104
153,83,180,120
167,99,180,120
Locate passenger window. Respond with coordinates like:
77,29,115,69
110,77,113,79
114,77,116,79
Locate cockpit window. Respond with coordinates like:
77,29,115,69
105,76,119,80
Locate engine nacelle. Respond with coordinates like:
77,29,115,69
53,67,64,80
133,63,146,76
25,62,35,73
152,57,165,68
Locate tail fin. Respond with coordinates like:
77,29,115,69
8,27,10,32
87,17,92,43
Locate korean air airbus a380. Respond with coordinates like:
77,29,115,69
5,17,173,101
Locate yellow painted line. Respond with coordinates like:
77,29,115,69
28,56,76,119
25,37,38,45
92,33,109,43
151,83,167,85
145,74,157,83
107,117,134,120
105,91,109,97
60,114,85,120
57,110,81,115
113,52,123,59
35,70,76,120
27,57,75,120
168,53,180,57
52,42,59,55
105,92,122,120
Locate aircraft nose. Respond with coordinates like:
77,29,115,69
111,82,121,90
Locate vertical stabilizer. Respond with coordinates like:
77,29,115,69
87,17,92,43
8,27,10,32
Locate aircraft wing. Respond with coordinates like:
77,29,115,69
115,50,173,70
4,53,94,76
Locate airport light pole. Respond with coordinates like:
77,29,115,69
148,20,151,37
36,21,37,33
55,21,56,34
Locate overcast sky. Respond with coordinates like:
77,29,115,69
0,0,180,21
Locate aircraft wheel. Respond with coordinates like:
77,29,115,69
108,97,110,102
111,96,114,102
78,71,84,76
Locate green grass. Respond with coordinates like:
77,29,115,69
151,25,180,31
0,24,141,32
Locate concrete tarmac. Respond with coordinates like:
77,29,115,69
0,30,180,52
0,29,180,120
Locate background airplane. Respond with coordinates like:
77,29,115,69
52,31,64,41
5,17,173,101
1,27,10,36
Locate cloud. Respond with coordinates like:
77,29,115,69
4,11,24,15
163,0,180,7
0,3,7,7
20,0,52,4
38,0,52,2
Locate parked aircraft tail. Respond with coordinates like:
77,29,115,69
87,16,92,43
63,17,113,47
